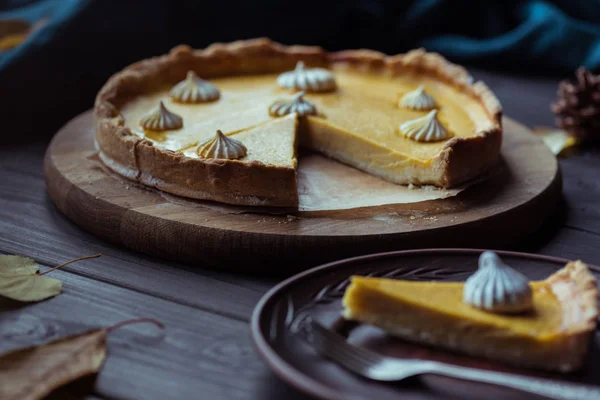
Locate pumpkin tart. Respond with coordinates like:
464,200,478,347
342,260,599,372
95,38,502,207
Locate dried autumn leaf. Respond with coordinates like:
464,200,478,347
0,330,107,400
0,254,101,302
0,19,30,51
0,256,61,301
533,127,579,156
0,18,48,51
0,318,163,400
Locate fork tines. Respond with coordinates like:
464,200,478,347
307,320,383,373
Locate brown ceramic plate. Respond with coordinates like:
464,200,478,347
251,249,600,400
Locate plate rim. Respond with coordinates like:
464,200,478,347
250,248,599,400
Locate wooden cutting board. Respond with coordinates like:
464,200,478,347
44,111,560,273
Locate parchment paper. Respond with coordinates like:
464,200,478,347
298,153,463,211
103,150,465,213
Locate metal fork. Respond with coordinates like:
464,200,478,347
304,321,600,400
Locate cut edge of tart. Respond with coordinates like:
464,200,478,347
94,38,502,207
342,259,599,372
137,114,299,207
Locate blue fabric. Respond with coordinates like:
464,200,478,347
1,0,600,135
0,0,86,70
3,0,600,74
413,1,600,72
0,0,168,135
3,0,599,72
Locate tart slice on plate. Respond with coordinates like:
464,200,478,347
342,252,599,372
95,38,502,207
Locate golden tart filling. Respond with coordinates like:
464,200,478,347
121,70,492,162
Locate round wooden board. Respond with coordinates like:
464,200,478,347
45,111,561,273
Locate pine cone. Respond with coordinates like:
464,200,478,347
551,68,600,141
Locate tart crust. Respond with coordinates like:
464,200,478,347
95,38,503,207
544,261,599,371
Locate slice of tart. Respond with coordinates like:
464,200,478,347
134,114,299,207
95,38,502,207
342,255,598,372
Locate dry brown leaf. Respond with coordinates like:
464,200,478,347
0,318,163,400
533,127,579,156
0,330,107,400
0,254,101,302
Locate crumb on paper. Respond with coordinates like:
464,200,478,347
407,183,416,190
420,185,439,192
373,215,397,223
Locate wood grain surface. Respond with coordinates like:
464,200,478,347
1,69,599,400
43,111,560,272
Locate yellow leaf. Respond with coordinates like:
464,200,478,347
0,256,61,301
533,127,579,156
0,33,28,50
0,318,163,400
0,18,48,51
0,19,31,51
0,253,101,302
0,330,107,400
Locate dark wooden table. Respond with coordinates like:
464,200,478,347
1,69,598,400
